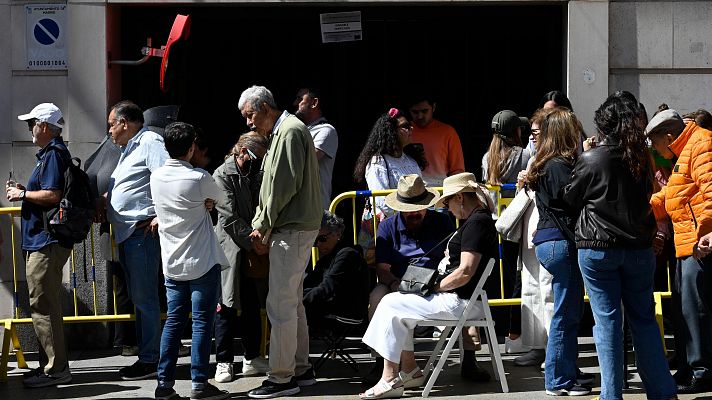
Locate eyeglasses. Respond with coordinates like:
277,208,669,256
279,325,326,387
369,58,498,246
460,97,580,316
531,128,541,136
26,119,38,131
398,123,413,131
246,148,258,161
108,118,122,130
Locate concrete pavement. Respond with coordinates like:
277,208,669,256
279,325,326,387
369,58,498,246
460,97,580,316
1,336,709,400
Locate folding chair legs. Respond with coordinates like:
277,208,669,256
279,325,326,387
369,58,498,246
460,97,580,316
422,324,466,398
482,295,509,393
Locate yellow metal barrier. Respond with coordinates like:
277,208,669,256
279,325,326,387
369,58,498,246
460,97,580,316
327,186,672,349
0,183,674,379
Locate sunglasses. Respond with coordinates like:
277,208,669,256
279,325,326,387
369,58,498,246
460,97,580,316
26,119,38,131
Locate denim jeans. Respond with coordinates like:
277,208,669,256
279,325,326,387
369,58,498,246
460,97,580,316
578,247,676,400
158,264,220,390
676,256,712,379
535,239,583,391
118,229,161,363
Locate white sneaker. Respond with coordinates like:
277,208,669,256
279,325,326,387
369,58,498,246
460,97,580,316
242,356,269,376
214,362,233,383
505,336,526,354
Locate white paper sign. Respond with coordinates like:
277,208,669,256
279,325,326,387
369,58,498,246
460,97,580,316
320,11,362,43
26,4,67,70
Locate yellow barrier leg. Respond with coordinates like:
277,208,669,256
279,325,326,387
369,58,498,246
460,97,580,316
11,323,27,369
1,321,11,380
654,292,667,353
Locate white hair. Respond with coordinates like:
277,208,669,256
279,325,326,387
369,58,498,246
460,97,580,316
238,85,277,113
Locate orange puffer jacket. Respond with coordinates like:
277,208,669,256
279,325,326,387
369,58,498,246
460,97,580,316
650,122,712,257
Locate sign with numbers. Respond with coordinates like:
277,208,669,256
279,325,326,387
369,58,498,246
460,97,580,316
26,4,67,70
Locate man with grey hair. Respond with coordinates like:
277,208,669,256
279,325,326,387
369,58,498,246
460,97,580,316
104,100,169,381
238,85,322,399
7,103,73,387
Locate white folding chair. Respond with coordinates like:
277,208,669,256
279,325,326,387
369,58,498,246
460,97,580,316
416,258,508,397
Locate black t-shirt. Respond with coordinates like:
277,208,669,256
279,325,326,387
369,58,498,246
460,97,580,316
447,209,498,299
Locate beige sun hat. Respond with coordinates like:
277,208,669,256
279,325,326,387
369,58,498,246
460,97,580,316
435,172,495,213
384,174,440,212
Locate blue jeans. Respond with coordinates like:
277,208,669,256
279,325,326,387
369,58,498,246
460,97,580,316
118,229,161,363
578,248,676,400
158,264,220,390
677,255,712,379
535,240,583,391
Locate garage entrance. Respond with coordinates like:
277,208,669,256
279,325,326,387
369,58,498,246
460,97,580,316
116,3,564,193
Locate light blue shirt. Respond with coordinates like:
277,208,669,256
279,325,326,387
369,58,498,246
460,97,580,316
108,128,169,243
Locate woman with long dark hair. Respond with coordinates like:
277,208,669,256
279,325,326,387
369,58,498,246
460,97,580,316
354,108,427,216
526,108,589,396
564,91,677,400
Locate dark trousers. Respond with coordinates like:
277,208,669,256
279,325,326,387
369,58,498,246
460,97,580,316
214,274,266,362
111,261,137,347
676,255,712,379
502,240,522,335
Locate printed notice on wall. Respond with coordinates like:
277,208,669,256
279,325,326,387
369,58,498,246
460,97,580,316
26,4,67,70
320,11,362,43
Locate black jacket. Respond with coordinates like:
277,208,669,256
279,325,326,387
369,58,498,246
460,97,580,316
534,157,577,238
303,244,369,320
563,137,656,249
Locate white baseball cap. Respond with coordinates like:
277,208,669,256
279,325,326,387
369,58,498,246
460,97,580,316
17,103,64,128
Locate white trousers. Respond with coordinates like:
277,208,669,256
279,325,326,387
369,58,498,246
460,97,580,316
362,291,483,363
266,229,319,383
520,244,554,349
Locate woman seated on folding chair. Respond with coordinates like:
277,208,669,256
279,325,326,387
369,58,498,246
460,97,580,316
360,172,498,399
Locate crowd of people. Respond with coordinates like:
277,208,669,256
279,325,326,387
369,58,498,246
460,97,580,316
5,86,712,400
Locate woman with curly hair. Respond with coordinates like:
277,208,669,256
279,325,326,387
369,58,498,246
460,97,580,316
354,108,427,216
564,91,676,400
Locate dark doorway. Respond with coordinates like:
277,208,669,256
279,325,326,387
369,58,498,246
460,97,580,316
117,3,564,192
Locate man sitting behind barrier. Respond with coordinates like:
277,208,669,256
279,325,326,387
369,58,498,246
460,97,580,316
303,210,369,332
360,173,498,399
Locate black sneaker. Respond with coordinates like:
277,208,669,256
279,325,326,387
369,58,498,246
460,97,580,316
295,368,317,387
23,366,43,379
576,370,595,386
120,361,158,381
677,376,712,394
460,363,491,382
673,368,692,386
546,384,591,396
247,378,300,399
155,386,180,400
190,382,230,400
23,368,72,388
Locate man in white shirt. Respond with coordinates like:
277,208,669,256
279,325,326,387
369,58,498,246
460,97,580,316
150,122,230,400
294,87,338,210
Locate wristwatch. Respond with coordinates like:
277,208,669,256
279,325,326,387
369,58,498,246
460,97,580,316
20,190,26,200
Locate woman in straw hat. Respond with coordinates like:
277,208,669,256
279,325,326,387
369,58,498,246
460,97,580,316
360,172,497,399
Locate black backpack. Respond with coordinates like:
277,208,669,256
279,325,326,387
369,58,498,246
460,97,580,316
42,146,96,244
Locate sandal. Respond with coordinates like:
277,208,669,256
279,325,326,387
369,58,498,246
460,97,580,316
399,367,425,389
359,377,405,399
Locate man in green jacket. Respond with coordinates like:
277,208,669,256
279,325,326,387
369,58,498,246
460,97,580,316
238,85,322,399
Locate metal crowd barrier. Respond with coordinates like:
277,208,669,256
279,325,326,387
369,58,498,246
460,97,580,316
0,183,674,379
328,185,672,350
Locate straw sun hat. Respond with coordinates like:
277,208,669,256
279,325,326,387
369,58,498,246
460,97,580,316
384,174,440,212
435,172,495,213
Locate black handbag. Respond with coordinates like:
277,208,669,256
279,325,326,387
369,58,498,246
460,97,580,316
398,232,455,297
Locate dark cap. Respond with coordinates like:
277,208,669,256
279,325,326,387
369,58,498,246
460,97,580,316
491,110,524,137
